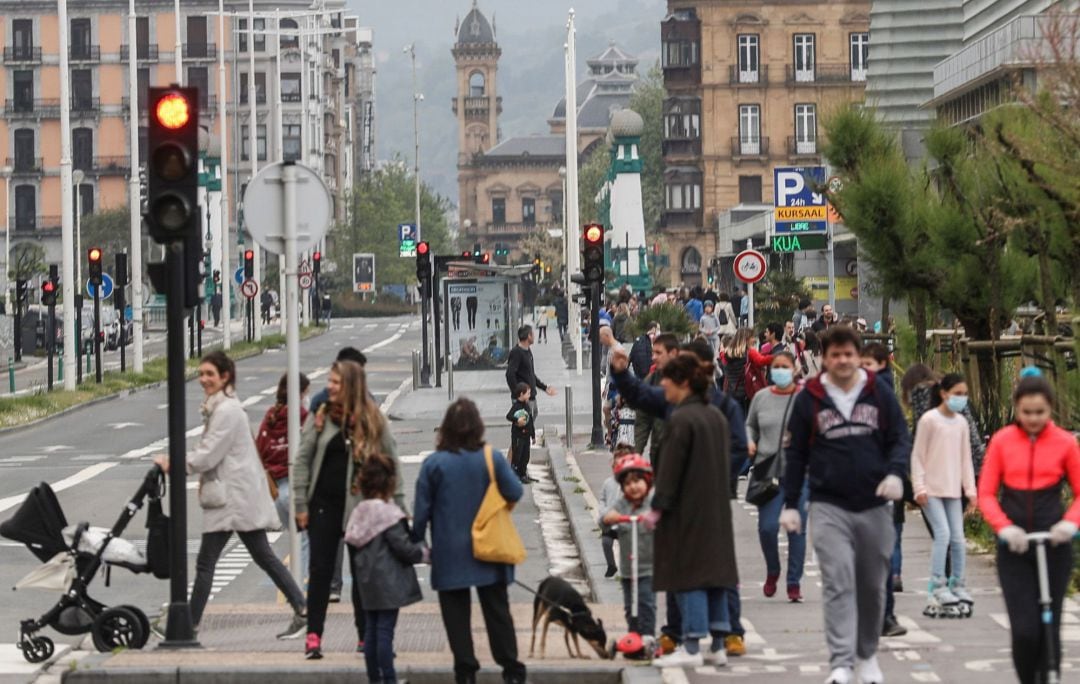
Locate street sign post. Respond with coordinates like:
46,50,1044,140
398,223,418,258
734,246,766,330
86,273,115,300
353,253,375,293
774,166,827,234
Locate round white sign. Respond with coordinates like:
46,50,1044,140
298,272,313,290
242,162,332,256
733,249,768,284
240,278,259,299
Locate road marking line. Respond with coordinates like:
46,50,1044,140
380,376,411,415
363,329,407,354
659,669,690,683
241,395,265,407
0,462,118,514
398,452,433,465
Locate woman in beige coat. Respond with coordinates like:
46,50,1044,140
156,351,306,639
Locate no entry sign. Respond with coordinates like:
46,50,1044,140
733,249,767,284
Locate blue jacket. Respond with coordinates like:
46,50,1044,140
783,371,911,512
610,368,749,467
685,298,704,322
412,446,524,591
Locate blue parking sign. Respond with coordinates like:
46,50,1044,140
774,166,827,234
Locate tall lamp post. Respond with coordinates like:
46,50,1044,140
73,169,85,293
405,42,428,385
2,165,11,315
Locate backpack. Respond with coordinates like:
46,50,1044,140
717,307,728,326
743,361,768,401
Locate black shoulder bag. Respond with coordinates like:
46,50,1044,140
745,392,796,507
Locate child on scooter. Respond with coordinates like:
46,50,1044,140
602,453,656,652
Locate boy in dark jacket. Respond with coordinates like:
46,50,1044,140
346,454,429,681
507,382,535,483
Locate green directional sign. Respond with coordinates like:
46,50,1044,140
771,233,828,253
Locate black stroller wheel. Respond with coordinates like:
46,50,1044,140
91,607,145,652
116,605,151,649
21,636,55,664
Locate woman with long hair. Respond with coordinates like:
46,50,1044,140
256,372,311,540
719,328,773,411
155,351,307,639
413,398,526,684
293,360,404,659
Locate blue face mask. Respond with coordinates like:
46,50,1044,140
946,395,968,413
771,368,794,388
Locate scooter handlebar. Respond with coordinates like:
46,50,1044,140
613,515,640,524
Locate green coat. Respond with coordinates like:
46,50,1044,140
292,412,406,530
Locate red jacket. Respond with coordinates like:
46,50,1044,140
256,403,309,480
977,422,1080,533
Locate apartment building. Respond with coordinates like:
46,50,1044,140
0,1,374,265
660,1,870,287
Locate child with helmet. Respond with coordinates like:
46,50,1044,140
602,452,657,656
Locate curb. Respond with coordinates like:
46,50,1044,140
546,438,623,607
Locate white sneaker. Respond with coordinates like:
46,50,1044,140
652,646,705,668
703,647,728,666
825,666,853,684
856,656,884,684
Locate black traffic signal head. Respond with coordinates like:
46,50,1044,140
88,247,103,286
41,280,56,306
16,279,28,305
416,241,431,282
115,252,128,287
312,251,322,275
583,223,605,283
147,86,199,244
243,249,254,278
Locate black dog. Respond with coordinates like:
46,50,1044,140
529,577,609,659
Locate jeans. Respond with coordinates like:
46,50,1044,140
675,588,729,640
273,478,309,578
890,521,903,577
364,609,399,683
757,482,809,585
923,497,966,583
621,576,656,637
190,530,306,626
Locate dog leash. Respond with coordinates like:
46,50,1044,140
512,579,585,617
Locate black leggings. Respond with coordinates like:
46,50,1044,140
997,543,1073,684
438,583,525,683
307,499,365,639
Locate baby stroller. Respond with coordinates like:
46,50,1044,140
0,465,166,663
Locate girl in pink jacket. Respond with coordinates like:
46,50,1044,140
910,373,976,618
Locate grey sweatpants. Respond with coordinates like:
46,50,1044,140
811,501,894,670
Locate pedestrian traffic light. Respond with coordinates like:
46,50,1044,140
243,249,254,279
146,87,199,244
472,242,483,264
461,250,471,259
88,247,103,286
16,279,28,305
583,223,605,283
416,241,431,282
41,280,56,306
481,252,491,265
115,253,128,287
312,251,321,276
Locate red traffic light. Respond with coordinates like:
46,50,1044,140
481,253,491,264
584,224,603,244
88,248,102,263
313,251,322,261
42,281,55,293
417,241,430,256
244,250,254,260
462,250,471,258
155,92,192,130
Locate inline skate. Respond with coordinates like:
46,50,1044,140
949,578,974,617
923,578,962,618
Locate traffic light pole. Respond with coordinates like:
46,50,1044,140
75,295,83,385
163,241,198,648
433,279,442,387
93,285,102,383
589,281,603,448
419,280,431,387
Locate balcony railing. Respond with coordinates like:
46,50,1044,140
3,46,42,62
660,208,703,229
91,157,130,175
239,92,268,105
483,222,549,235
5,157,43,174
787,136,818,157
4,99,62,117
70,45,101,62
182,43,217,59
731,136,770,159
728,64,769,86
785,64,863,85
12,216,62,232
119,44,159,61
71,96,101,113
282,92,302,103
662,137,701,157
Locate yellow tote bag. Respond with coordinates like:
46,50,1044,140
472,444,527,565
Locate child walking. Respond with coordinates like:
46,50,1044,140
599,445,635,578
507,382,535,483
345,453,428,684
911,373,977,618
602,453,657,654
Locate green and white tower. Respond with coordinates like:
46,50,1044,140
598,108,651,292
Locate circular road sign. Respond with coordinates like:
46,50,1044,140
86,273,115,299
733,249,768,284
240,278,259,300
243,162,332,256
234,267,244,286
298,272,313,290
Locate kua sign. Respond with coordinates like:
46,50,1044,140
771,233,828,253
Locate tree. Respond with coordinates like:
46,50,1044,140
10,242,45,282
516,230,562,285
335,162,454,293
79,207,131,284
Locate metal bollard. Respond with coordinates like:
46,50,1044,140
8,357,14,395
411,351,420,391
57,352,63,384
564,386,573,448
86,345,92,374
447,358,454,400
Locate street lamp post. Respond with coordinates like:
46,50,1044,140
2,166,11,316
73,169,84,293
405,42,429,385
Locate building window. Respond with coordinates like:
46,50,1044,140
737,34,759,83
281,73,301,102
15,185,36,230
137,68,149,109
76,184,94,218
738,104,761,155
13,129,35,171
241,124,268,161
72,128,93,171
280,18,298,49
550,192,563,223
12,19,33,59
795,104,817,154
70,18,92,60
662,40,698,67
522,197,536,226
681,246,702,274
492,197,506,224
794,34,815,82
666,182,701,211
283,124,301,161
13,70,33,110
739,176,762,204
240,72,267,104
850,32,869,82
664,98,700,140
136,17,150,58
469,72,485,97
238,18,267,52
72,69,93,109
186,16,208,57
187,67,209,107
138,126,147,164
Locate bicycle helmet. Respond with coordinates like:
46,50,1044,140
613,453,653,486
